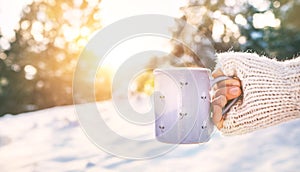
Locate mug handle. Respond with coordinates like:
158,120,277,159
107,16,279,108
210,76,242,116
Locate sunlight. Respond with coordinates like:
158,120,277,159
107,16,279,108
0,38,11,50
54,37,65,49
62,24,80,42
212,20,224,42
225,0,236,7
0,0,27,39
248,0,270,12
100,0,185,26
24,65,37,80
31,20,44,42
21,20,31,30
0,77,8,86
77,38,88,48
235,14,247,26
253,10,281,29
238,36,247,44
80,27,91,37
0,1,300,170
93,36,173,72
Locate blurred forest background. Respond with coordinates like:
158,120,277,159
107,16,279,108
0,0,299,116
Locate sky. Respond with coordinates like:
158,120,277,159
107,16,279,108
100,0,185,26
0,0,280,70
98,0,186,70
0,0,281,53
0,0,28,38
0,0,185,37
0,0,186,70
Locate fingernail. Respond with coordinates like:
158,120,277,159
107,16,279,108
230,87,240,95
232,81,240,86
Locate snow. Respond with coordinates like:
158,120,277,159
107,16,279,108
0,98,300,172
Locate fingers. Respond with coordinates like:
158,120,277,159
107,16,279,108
212,86,241,129
213,79,241,90
212,69,223,78
211,68,242,130
212,94,227,106
212,104,223,128
214,86,242,100
212,69,241,90
212,95,227,129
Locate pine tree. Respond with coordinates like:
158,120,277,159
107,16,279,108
0,0,101,116
168,0,300,68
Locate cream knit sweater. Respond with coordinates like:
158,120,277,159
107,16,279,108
217,52,300,135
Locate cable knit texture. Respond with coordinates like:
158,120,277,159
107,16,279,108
217,52,300,136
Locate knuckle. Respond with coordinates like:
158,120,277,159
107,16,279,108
212,95,227,107
215,88,225,97
219,95,227,106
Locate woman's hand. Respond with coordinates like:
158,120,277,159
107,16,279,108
212,69,242,129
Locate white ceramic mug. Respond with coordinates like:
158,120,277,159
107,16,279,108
153,68,239,144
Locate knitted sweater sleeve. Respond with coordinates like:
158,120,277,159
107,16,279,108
216,52,300,136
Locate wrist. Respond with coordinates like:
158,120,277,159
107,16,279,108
283,58,300,109
217,52,300,136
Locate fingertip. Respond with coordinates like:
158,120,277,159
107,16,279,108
212,105,222,125
216,118,224,130
212,69,224,78
215,79,241,89
212,95,227,107
228,86,242,99
230,79,241,87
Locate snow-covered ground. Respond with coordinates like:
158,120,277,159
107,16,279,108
0,98,300,172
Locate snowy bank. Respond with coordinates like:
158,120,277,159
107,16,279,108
0,100,299,172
